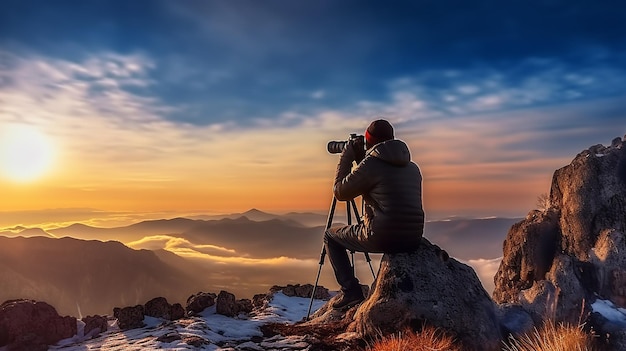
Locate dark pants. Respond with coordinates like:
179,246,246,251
324,223,383,293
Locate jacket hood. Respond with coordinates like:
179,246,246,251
368,139,411,166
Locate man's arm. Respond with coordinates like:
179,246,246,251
333,150,373,201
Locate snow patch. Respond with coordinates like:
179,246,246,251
591,299,626,326
50,292,328,350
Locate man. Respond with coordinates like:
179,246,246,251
325,119,425,310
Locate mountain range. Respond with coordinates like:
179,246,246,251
0,209,521,317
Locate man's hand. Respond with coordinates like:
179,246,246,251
340,140,356,163
353,138,366,163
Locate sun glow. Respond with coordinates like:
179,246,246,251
0,125,56,183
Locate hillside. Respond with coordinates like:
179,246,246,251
0,236,209,317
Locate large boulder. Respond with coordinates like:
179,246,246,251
113,305,145,330
493,136,626,347
144,297,172,320
82,315,108,338
307,238,502,351
216,290,237,317
143,296,184,321
591,229,626,307
0,299,77,351
186,292,216,315
550,138,626,260
270,284,331,300
493,209,559,304
171,303,185,320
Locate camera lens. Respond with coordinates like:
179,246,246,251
327,141,347,154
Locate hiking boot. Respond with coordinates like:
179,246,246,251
332,289,365,310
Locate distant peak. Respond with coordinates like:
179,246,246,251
19,227,55,237
3,225,26,232
68,223,91,228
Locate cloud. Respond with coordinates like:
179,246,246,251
311,90,326,99
126,234,318,269
128,235,236,254
1,49,625,218
386,57,626,118
462,257,502,295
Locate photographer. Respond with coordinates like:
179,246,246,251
325,119,425,310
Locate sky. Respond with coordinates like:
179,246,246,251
1,0,626,227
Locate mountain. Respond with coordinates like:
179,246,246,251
0,236,209,317
21,212,518,261
189,209,327,227
0,213,520,319
282,211,328,227
179,216,323,259
0,227,54,238
424,217,521,260
47,215,326,259
48,218,204,242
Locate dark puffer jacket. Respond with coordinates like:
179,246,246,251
333,139,424,252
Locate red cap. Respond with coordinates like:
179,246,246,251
365,119,394,146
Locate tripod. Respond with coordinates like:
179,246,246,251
305,196,377,321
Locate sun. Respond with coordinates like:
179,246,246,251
0,124,56,183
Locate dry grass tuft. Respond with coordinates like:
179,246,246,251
367,326,461,351
503,322,598,351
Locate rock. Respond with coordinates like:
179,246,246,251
186,292,216,315
493,136,626,328
236,299,254,314
157,332,182,343
81,315,108,338
497,304,534,337
587,310,626,350
183,335,210,347
213,291,254,317
145,297,172,320
608,331,626,351
270,284,331,299
216,290,237,317
352,239,501,350
0,299,77,351
610,269,626,308
493,209,559,303
592,229,626,307
113,305,145,330
515,254,592,325
551,140,626,260
308,284,369,322
307,238,501,351
612,137,622,149
170,303,185,320
548,255,592,320
143,297,183,320
253,294,270,309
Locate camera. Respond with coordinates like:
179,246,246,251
327,133,365,154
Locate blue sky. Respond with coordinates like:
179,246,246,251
3,0,625,126
1,0,626,219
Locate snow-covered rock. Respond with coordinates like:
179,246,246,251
49,291,327,351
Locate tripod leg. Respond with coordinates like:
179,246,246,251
307,197,337,321
349,199,377,280
350,250,356,275
364,252,376,280
306,245,326,320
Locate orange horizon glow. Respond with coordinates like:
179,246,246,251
0,114,578,229
1,53,615,229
